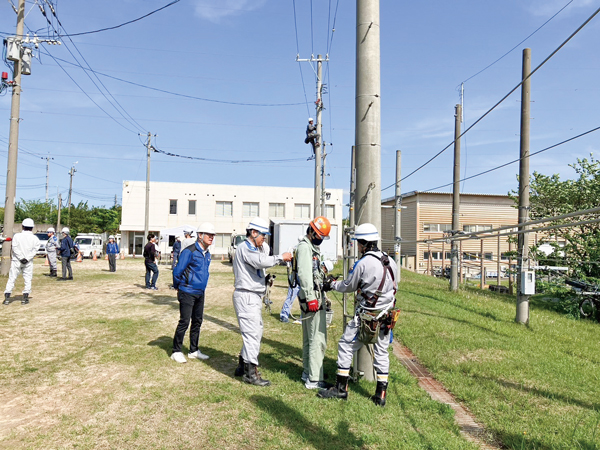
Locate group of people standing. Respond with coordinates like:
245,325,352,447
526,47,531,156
169,215,399,407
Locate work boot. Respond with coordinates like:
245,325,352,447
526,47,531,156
234,355,244,377
21,293,29,305
371,381,388,407
3,293,10,305
317,375,349,400
50,269,57,277
242,362,270,387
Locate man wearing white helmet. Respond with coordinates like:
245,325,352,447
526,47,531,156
171,222,215,364
232,217,292,386
3,218,40,305
304,117,320,153
318,223,398,407
106,235,119,272
57,227,75,281
46,227,59,277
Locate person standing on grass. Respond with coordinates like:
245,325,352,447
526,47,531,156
106,235,119,272
57,227,75,281
172,235,182,269
45,227,59,277
170,223,215,364
232,218,292,386
143,234,159,290
3,218,40,305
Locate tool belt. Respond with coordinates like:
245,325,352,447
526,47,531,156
357,307,401,344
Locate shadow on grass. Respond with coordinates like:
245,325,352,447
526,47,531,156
403,307,511,338
472,373,600,411
147,335,172,355
250,395,366,449
409,290,508,323
498,429,600,450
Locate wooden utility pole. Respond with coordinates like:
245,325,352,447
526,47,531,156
67,165,76,225
354,0,382,381
516,48,531,325
56,193,62,232
450,104,462,291
144,132,152,241
1,0,25,276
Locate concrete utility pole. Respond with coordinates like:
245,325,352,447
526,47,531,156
516,48,531,325
1,0,25,276
144,132,152,240
450,104,462,291
343,146,358,330
354,0,382,382
43,155,53,202
56,193,62,232
394,150,402,281
67,164,76,225
315,56,324,216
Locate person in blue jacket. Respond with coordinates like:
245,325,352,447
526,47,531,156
172,235,182,269
170,222,215,364
106,235,119,272
57,227,74,281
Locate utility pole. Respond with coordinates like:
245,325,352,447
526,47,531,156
1,0,25,276
144,132,152,240
43,155,53,202
394,150,402,281
56,193,62,232
516,48,531,325
343,146,357,330
450,104,462,291
354,0,382,382
320,142,327,217
67,164,77,225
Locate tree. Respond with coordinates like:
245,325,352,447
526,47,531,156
515,156,600,278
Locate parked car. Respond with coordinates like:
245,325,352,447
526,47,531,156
35,232,49,257
228,234,245,262
74,234,103,258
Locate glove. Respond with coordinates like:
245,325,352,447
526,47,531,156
307,299,319,312
322,275,338,292
20,258,28,265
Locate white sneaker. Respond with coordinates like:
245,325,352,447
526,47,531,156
171,352,187,363
188,350,210,360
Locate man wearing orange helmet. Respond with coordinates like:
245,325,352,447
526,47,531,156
294,216,333,389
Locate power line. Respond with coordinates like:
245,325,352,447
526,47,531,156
292,0,311,116
152,145,309,164
381,4,600,192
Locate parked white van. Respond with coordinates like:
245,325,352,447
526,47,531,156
74,233,103,258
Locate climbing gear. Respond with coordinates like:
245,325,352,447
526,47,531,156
309,216,331,240
358,311,383,344
317,375,349,400
359,253,396,309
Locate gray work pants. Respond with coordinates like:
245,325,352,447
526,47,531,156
47,251,57,271
61,256,72,279
233,290,263,366
108,254,117,272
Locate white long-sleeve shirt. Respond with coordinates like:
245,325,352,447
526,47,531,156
11,231,40,263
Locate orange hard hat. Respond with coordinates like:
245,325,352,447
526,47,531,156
310,216,331,239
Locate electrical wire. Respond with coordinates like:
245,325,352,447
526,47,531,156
381,4,600,192
152,146,309,164
292,0,312,116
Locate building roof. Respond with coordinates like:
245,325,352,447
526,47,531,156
382,191,510,204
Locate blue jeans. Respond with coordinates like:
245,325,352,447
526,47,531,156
280,284,300,320
145,261,159,288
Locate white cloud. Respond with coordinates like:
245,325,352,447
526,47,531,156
526,0,594,18
193,0,268,23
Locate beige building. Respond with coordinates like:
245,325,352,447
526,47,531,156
381,191,523,278
120,180,343,257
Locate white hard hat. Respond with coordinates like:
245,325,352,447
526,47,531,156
183,228,193,235
47,227,55,233
246,217,270,235
353,223,379,242
61,227,70,234
308,117,314,122
108,235,115,239
322,260,334,273
22,218,34,228
197,222,216,235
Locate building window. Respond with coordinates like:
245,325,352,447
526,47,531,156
214,233,231,249
295,203,310,219
462,252,481,261
169,199,177,215
188,200,196,215
423,223,452,233
269,203,285,218
463,224,492,233
423,251,452,261
243,202,259,217
501,252,511,261
216,201,233,217
484,252,493,261
325,205,335,219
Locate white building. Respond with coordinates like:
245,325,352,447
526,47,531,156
120,180,344,257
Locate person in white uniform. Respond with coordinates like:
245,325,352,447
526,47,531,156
318,223,399,407
45,227,59,277
232,217,292,386
3,218,40,305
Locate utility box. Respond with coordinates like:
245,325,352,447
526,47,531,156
6,38,20,62
21,48,32,75
521,270,536,295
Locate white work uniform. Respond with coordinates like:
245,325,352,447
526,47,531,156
5,231,40,295
46,234,59,270
232,239,283,366
331,250,398,382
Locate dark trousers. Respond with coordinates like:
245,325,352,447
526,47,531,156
145,261,159,288
108,254,117,272
172,290,205,353
61,256,72,279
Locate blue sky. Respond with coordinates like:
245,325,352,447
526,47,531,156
0,0,599,210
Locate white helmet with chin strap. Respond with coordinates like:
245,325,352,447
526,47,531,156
353,223,379,242
197,222,216,235
246,217,270,235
